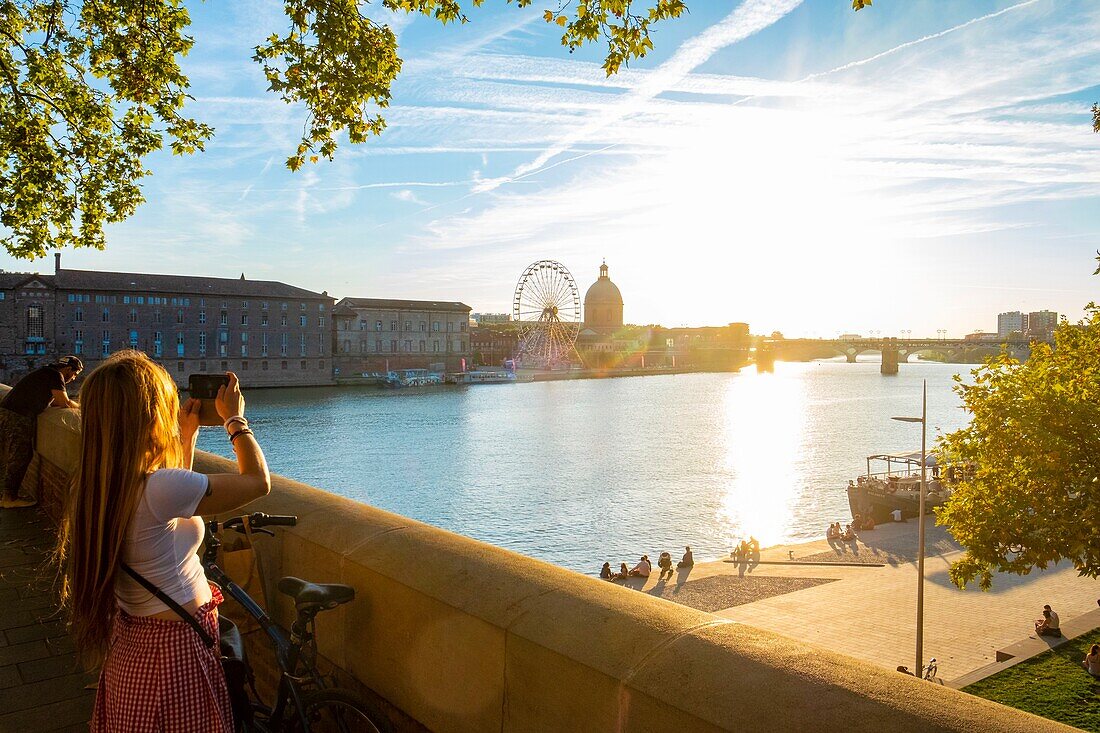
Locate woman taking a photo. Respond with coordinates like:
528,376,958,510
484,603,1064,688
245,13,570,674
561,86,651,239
57,351,271,732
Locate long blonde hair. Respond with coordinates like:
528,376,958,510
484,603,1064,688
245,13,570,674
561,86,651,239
57,350,184,663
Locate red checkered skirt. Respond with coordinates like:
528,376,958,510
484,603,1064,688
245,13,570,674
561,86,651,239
91,584,233,733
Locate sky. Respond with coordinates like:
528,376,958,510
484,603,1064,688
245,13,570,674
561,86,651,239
2,0,1099,338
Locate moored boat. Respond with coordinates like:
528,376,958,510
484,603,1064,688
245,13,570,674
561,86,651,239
447,370,517,385
846,451,951,525
383,369,444,388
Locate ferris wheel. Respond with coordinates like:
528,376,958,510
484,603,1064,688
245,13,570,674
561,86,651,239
512,260,581,370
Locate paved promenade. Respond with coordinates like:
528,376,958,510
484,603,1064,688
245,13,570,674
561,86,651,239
0,508,95,732
618,521,1100,684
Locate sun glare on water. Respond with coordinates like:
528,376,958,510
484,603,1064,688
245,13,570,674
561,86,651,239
717,369,807,548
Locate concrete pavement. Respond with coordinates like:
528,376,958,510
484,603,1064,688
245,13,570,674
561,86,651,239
622,521,1100,684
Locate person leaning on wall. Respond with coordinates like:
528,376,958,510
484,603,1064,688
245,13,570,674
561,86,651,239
0,355,82,508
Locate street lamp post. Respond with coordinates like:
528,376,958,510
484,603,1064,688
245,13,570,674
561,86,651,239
892,379,927,677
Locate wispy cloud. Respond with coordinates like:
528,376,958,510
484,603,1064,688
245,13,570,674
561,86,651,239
473,0,806,193
392,188,429,206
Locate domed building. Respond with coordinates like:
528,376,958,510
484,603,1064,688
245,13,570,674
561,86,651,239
583,261,623,333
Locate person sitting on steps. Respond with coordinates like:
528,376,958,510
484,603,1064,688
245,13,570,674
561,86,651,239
677,545,694,568
628,555,651,578
657,551,673,581
1035,605,1061,637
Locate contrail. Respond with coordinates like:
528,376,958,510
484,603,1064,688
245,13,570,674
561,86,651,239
474,0,806,193
804,0,1042,81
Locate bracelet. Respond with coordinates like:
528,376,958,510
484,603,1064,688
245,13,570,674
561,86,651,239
224,415,248,431
228,428,254,444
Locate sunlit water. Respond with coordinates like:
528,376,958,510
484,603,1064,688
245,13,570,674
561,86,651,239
197,361,973,574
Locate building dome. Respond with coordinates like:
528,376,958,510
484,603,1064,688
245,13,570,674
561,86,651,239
584,261,624,331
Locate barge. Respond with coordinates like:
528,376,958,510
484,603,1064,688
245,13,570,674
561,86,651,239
846,451,950,525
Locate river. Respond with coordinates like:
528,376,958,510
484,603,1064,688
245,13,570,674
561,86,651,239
197,361,974,574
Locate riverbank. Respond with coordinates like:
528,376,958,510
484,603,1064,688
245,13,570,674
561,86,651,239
612,521,1099,685
332,363,748,387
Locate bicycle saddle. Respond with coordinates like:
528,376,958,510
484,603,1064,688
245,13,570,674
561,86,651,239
277,576,355,609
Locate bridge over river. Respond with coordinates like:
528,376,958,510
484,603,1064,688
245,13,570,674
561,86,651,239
758,336,1034,374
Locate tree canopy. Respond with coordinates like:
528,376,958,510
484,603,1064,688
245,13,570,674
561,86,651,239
938,299,1100,590
0,0,686,259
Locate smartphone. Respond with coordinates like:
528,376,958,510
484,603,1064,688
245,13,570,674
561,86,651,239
188,374,229,426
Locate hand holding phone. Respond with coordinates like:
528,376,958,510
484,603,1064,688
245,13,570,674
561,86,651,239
215,372,245,422
188,374,230,426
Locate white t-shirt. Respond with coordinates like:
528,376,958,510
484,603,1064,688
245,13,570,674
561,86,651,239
115,468,212,616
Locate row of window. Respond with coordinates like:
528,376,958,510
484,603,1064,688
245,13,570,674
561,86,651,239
71,330,326,359
68,307,324,329
62,295,327,311
339,339,465,354
177,360,325,372
347,320,467,333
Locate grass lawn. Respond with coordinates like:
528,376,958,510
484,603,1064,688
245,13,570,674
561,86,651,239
964,628,1100,731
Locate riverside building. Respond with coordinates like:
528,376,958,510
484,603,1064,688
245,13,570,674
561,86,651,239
0,254,335,387
574,261,749,370
1027,310,1058,341
332,297,472,375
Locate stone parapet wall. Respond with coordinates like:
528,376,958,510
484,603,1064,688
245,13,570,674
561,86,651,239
10,385,1076,732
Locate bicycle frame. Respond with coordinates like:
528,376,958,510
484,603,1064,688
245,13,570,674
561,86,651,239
203,523,326,731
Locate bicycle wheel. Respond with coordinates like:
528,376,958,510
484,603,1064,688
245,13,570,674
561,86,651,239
288,688,392,733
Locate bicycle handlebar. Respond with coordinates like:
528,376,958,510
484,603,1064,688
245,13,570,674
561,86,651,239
213,512,298,533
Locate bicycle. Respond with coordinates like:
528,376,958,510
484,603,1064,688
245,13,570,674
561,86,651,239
922,657,943,684
203,512,392,733
895,657,942,684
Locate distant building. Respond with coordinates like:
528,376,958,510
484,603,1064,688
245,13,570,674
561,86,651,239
472,312,511,325
582,261,624,333
997,311,1027,338
470,323,520,368
1,254,334,387
1026,310,1058,341
572,261,748,370
838,333,863,340
577,261,627,366
332,298,472,375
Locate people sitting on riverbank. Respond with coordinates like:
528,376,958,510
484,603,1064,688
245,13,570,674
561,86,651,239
1036,605,1061,637
840,523,856,542
613,562,630,580
1083,645,1100,677
600,562,613,580
749,536,760,557
657,552,673,581
854,514,875,531
629,555,651,578
677,546,694,568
